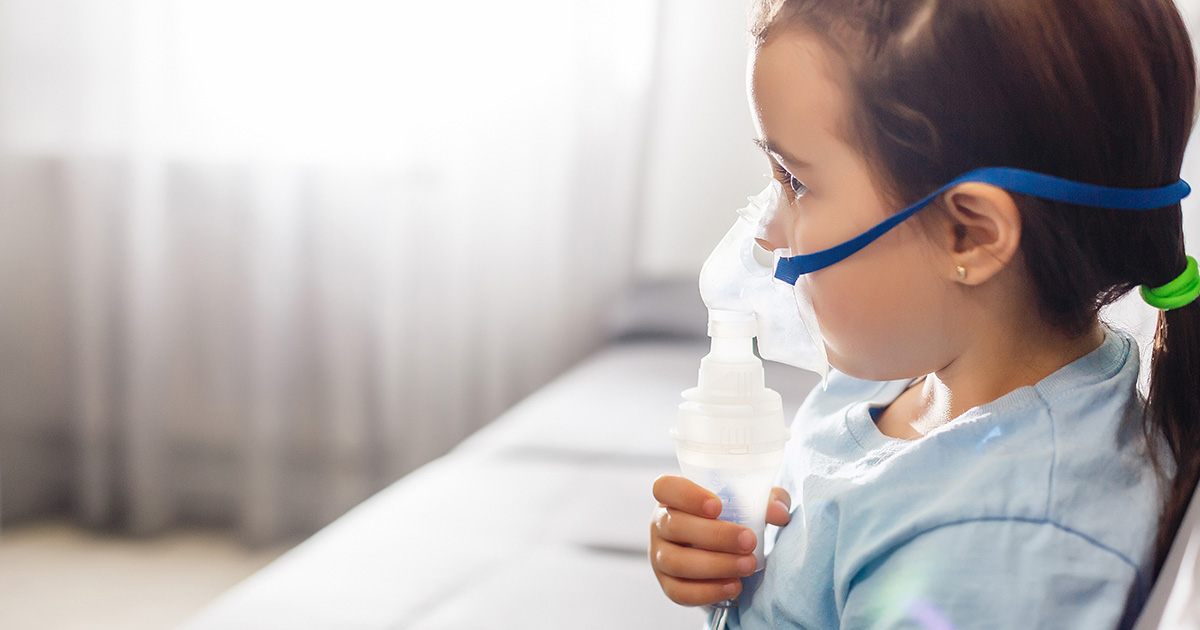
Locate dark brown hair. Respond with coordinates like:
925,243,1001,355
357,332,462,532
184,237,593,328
752,0,1198,576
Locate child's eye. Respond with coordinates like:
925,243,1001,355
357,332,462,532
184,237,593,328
772,162,808,197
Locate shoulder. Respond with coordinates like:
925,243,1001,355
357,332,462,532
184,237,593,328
830,328,1158,585
842,518,1147,630
899,327,1154,555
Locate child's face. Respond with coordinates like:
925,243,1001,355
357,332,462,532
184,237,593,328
748,29,960,381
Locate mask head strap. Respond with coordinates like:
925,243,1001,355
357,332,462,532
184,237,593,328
774,167,1191,284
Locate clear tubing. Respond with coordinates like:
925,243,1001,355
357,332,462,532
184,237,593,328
709,604,733,630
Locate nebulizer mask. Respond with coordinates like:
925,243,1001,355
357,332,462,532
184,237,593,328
698,179,829,378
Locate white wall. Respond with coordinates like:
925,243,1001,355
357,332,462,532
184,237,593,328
1175,0,1200,252
634,0,767,280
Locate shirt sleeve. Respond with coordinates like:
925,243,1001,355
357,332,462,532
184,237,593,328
840,519,1146,630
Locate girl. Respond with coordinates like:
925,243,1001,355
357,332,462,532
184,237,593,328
649,0,1200,628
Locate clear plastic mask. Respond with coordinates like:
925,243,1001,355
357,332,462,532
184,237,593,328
699,180,830,379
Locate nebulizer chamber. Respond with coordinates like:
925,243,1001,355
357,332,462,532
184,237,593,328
673,310,787,567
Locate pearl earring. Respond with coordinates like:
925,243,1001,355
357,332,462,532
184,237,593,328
956,266,967,281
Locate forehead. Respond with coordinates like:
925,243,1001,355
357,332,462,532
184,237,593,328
748,29,852,158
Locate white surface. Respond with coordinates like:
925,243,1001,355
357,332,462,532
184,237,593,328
1159,532,1200,629
0,523,283,630
181,341,819,630
1134,479,1200,630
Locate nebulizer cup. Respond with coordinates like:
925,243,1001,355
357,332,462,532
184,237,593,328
673,310,788,568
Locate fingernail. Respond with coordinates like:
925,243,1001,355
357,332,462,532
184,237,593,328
738,529,756,552
773,500,790,513
737,555,756,575
724,580,741,596
703,499,721,518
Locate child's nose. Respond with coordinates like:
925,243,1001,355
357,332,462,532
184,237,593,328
756,199,793,252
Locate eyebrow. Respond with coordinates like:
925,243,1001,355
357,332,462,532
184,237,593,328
753,137,812,169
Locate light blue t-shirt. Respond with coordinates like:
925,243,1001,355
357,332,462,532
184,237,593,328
731,328,1164,630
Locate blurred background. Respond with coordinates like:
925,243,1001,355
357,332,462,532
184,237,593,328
0,0,764,543
5,0,1200,627
0,0,767,625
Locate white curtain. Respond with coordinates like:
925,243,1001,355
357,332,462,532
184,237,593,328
0,0,660,545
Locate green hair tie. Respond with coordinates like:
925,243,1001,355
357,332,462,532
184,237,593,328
1141,255,1200,311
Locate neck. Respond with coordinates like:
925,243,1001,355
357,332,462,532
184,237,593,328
878,318,1105,441
939,317,1104,419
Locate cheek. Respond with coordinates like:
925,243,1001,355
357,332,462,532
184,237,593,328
789,206,848,256
806,233,951,379
809,265,907,357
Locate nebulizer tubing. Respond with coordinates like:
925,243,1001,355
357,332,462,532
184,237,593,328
709,604,734,630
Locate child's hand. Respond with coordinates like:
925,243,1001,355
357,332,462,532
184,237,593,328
649,474,791,606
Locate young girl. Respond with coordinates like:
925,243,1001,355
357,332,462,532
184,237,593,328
649,0,1200,628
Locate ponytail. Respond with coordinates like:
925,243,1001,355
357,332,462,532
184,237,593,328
1147,298,1200,573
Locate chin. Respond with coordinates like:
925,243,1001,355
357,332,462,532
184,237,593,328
827,350,925,383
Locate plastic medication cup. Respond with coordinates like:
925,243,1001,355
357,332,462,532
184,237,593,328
673,309,790,567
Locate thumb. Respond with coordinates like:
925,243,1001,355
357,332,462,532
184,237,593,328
766,487,791,527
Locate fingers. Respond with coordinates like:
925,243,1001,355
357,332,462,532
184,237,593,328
766,486,791,527
653,476,793,529
655,573,744,607
652,474,721,518
649,516,756,607
652,538,757,580
650,475,760,607
652,503,755,555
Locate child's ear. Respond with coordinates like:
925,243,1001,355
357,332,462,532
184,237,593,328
938,183,1021,285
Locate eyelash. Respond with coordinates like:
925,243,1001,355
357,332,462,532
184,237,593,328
772,162,808,197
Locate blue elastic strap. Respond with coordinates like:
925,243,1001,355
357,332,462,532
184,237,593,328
774,167,1191,284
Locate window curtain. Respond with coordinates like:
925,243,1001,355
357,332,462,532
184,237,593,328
0,0,661,545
